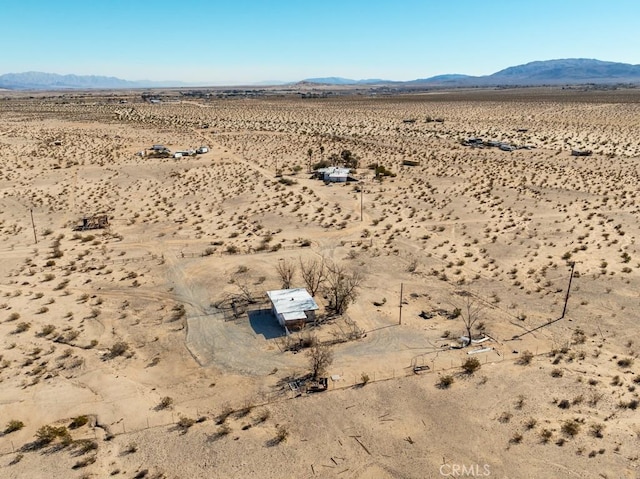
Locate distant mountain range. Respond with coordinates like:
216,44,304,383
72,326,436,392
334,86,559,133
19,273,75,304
0,72,187,90
2,59,640,90
301,59,640,86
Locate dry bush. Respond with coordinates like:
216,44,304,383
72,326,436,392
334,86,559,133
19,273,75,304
462,357,481,374
561,419,582,437
177,416,195,431
437,375,454,389
157,396,174,410
4,420,25,434
516,350,534,365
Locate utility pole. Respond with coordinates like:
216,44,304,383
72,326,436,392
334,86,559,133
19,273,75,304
399,282,403,325
561,262,576,319
360,182,363,222
30,209,37,244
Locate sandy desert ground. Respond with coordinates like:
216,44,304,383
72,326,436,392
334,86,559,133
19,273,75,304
0,87,638,478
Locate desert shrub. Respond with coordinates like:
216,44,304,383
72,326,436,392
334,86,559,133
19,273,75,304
516,350,534,365
35,425,71,445
5,420,25,434
539,429,553,443
124,442,138,454
170,304,186,321
509,433,523,444
69,415,89,429
216,424,231,437
618,399,638,410
273,425,289,444
255,409,270,424
216,405,233,424
462,357,481,374
617,357,634,368
38,324,56,336
7,312,20,322
236,400,254,418
590,423,605,438
572,328,586,344
561,419,581,437
14,322,31,333
108,341,129,358
437,375,454,389
72,455,96,469
498,412,512,423
75,439,98,454
557,399,570,409
525,418,537,430
278,177,297,186
157,396,173,410
551,368,564,378
360,373,370,385
177,416,195,430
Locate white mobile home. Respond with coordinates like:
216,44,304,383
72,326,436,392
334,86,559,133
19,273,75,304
267,288,319,331
315,166,350,182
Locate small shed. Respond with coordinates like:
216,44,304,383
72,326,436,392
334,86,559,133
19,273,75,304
267,288,319,331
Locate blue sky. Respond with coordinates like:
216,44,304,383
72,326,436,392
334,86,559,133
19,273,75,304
2,0,639,84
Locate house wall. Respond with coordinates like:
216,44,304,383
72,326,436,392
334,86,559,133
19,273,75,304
330,176,347,183
270,302,285,327
305,310,316,322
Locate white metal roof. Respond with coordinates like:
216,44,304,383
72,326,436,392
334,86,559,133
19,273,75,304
267,288,319,316
317,167,350,175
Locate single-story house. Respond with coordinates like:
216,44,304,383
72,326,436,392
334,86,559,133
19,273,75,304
196,146,209,154
267,288,319,331
315,166,351,183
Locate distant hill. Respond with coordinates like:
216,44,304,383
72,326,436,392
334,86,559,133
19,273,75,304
487,58,640,84
0,72,186,90
302,59,640,87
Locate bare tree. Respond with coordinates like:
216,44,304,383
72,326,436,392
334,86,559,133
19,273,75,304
299,257,326,296
324,260,363,315
275,258,297,289
456,294,484,347
307,341,333,379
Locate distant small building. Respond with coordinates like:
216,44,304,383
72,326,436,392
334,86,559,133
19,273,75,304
315,166,351,183
174,149,195,157
571,149,592,157
72,214,109,231
267,288,319,332
196,146,209,154
151,144,169,152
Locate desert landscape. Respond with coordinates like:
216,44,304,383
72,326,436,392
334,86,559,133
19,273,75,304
0,86,638,478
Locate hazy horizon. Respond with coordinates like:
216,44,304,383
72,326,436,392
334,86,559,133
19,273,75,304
2,0,639,84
